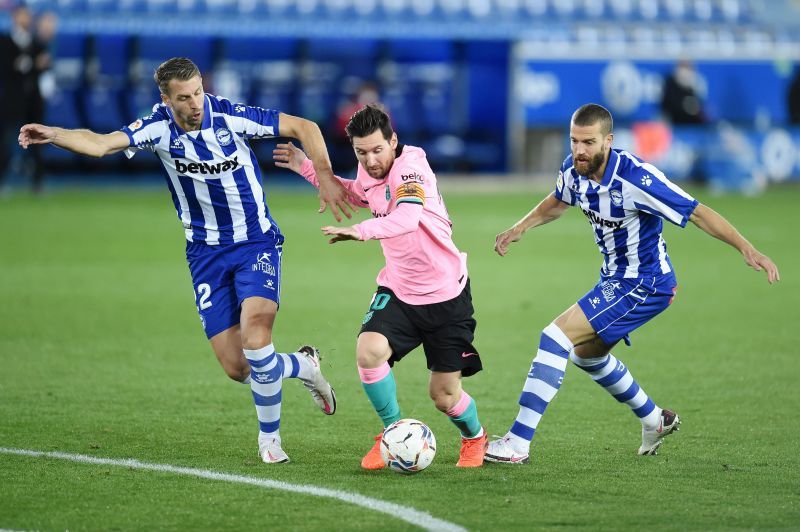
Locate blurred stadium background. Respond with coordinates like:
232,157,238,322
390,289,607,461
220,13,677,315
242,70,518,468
2,0,800,191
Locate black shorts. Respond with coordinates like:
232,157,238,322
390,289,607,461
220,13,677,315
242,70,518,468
359,280,482,377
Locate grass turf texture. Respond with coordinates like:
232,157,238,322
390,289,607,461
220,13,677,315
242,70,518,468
1,185,797,531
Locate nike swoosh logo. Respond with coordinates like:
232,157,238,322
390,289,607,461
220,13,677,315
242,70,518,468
461,352,479,358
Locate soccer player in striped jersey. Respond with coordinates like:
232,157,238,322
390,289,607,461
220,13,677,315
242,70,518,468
485,103,779,463
17,57,359,464
274,104,488,468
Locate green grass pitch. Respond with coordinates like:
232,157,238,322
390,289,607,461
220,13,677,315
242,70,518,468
1,184,797,530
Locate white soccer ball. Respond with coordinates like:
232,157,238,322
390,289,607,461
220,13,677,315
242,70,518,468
380,418,437,474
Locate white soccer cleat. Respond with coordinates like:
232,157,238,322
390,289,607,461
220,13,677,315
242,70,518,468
258,436,290,464
297,345,337,415
638,408,681,456
483,435,530,464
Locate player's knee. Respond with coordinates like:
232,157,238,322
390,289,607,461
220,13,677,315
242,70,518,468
240,317,273,350
221,360,250,382
430,388,458,413
356,333,391,368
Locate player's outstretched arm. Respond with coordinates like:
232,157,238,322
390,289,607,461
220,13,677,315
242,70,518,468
689,203,780,284
495,193,569,256
278,113,358,222
321,225,360,244
19,124,129,158
274,142,366,207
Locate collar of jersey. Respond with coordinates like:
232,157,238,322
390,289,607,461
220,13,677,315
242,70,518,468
599,149,619,186
165,94,212,136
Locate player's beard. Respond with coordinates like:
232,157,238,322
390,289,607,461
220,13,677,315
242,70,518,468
367,166,387,179
574,151,605,177
366,156,394,180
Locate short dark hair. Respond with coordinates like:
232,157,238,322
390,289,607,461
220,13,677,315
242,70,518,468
572,103,613,136
154,57,201,95
345,104,394,142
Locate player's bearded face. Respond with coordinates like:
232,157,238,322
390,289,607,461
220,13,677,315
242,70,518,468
353,130,398,180
163,76,205,131
570,123,611,178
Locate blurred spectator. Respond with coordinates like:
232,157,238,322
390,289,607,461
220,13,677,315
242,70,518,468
660,60,707,125
0,5,53,194
331,81,380,173
788,66,800,125
334,81,380,136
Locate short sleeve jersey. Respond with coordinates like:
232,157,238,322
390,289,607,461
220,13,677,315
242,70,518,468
554,149,699,279
120,94,281,245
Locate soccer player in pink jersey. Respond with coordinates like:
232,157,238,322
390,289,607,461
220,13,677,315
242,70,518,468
274,104,487,468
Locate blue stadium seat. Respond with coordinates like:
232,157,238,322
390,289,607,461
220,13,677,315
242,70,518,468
218,37,300,113
93,34,131,80
306,38,381,80
551,0,578,18
126,85,161,122
298,38,382,124
45,90,83,129
82,88,127,133
50,33,87,92
43,89,82,165
607,0,635,19
204,0,238,14
137,35,215,74
223,36,298,62
85,0,119,12
521,0,549,19
382,40,457,136
661,0,688,21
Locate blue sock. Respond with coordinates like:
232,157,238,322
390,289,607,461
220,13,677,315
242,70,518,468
570,352,660,429
243,344,283,436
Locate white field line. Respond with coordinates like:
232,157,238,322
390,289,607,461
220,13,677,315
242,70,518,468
0,447,466,532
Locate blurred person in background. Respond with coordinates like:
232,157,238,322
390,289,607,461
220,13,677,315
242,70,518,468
660,60,707,125
331,81,380,174
18,57,359,464
787,65,800,125
34,10,57,104
0,4,50,194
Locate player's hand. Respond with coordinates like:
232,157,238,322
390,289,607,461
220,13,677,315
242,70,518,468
19,124,56,149
318,177,357,223
742,247,780,284
495,225,524,256
322,225,360,244
272,141,307,174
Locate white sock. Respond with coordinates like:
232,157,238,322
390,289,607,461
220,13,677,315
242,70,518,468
569,352,660,430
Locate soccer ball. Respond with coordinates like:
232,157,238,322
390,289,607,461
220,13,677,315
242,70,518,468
380,418,436,474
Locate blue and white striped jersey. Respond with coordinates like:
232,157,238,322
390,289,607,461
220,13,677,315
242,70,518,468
121,94,281,245
554,149,699,279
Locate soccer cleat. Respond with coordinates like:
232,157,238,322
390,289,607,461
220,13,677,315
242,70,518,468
483,435,530,464
456,429,488,468
297,345,337,415
638,408,681,456
258,436,290,464
361,432,385,470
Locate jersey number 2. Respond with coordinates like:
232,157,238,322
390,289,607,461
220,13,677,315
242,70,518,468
196,283,213,310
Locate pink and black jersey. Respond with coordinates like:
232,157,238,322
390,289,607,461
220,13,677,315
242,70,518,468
300,144,467,305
